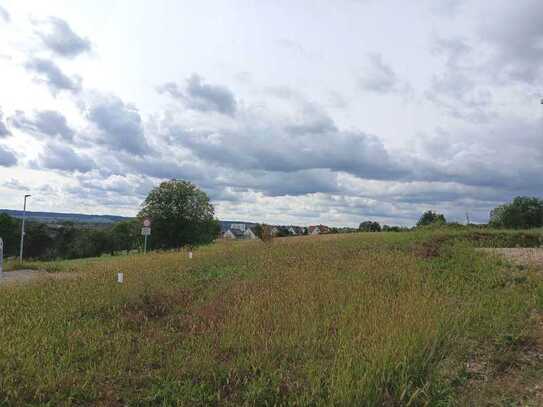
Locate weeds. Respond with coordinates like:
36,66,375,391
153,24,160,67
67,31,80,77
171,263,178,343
0,232,541,405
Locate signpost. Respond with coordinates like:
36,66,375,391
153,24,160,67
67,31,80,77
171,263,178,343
141,219,151,254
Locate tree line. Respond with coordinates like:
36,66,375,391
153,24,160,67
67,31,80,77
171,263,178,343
2,187,541,261
0,180,220,261
0,215,145,260
359,196,543,232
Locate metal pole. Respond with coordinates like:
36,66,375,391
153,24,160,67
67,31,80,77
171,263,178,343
19,194,30,264
144,234,148,254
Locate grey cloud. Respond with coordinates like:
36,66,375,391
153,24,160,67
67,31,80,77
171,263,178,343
0,145,16,166
10,110,74,140
0,110,9,137
167,120,404,181
431,36,471,68
25,58,81,94
85,95,150,156
480,0,543,84
275,38,314,59
35,17,91,58
158,74,237,116
205,168,341,198
75,173,153,199
36,143,95,173
359,53,402,94
2,178,29,190
430,0,465,17
120,155,208,181
426,76,494,123
64,181,142,209
0,5,9,22
427,36,494,122
117,148,340,198
410,116,543,192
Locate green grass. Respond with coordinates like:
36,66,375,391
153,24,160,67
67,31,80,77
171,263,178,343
0,232,542,405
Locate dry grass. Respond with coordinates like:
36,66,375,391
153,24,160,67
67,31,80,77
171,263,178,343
0,232,542,405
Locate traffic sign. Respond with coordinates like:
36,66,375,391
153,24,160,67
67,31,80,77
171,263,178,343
143,218,151,227
141,227,151,236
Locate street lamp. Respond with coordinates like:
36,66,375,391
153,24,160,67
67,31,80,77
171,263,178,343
19,194,31,263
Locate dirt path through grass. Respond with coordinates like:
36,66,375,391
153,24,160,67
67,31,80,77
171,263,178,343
480,248,543,269
0,269,77,285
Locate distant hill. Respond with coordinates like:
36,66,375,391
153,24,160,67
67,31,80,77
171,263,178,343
0,209,258,229
0,209,131,224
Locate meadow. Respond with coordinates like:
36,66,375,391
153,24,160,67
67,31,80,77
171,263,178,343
1,230,542,405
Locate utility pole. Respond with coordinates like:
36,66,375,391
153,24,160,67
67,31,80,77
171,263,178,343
465,211,470,225
19,194,31,263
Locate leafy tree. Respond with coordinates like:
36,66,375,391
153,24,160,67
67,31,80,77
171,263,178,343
138,180,220,249
417,211,446,227
0,213,20,257
87,229,113,257
111,219,141,254
359,221,381,232
55,223,83,259
24,222,54,259
489,196,543,229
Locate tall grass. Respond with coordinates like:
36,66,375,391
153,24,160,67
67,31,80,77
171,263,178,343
0,232,541,405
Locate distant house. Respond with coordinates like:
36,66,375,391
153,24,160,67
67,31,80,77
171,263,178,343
308,225,330,235
287,226,306,235
222,224,257,240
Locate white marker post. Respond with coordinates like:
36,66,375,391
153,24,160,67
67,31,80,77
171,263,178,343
0,237,4,277
142,218,151,254
188,251,193,259
117,272,124,283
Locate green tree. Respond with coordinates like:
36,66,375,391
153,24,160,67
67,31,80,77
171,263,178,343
359,221,381,232
111,219,141,254
0,213,20,257
417,211,446,227
55,223,82,259
138,180,220,249
24,222,54,259
489,196,543,229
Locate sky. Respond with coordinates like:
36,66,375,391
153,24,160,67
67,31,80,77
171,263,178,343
0,0,542,227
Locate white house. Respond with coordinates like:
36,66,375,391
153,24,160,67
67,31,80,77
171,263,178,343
223,226,257,240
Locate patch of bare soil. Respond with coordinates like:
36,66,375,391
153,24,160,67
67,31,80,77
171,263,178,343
460,312,543,406
479,248,543,270
0,269,77,285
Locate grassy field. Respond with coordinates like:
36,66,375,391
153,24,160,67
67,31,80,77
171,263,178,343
1,231,542,405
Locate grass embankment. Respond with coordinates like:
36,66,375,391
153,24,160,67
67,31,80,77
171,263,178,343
0,232,542,405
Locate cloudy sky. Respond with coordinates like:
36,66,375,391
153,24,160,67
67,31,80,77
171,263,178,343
0,0,542,226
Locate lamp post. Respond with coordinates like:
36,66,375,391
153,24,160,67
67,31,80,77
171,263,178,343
19,194,31,263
